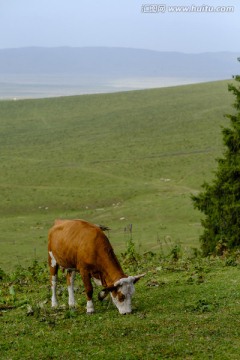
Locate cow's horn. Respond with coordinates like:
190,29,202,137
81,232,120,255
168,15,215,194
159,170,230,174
133,274,146,283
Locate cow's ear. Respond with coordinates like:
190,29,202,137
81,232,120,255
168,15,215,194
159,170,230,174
106,284,118,292
98,289,109,301
98,285,117,301
133,273,146,284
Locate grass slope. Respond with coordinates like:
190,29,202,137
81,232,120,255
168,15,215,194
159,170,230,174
0,80,234,270
1,257,240,359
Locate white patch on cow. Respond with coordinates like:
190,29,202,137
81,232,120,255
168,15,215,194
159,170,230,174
49,251,57,268
51,275,58,307
68,271,76,308
111,277,135,315
93,277,102,286
86,300,95,314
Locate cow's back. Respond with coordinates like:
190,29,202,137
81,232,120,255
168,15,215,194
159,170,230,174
48,219,109,269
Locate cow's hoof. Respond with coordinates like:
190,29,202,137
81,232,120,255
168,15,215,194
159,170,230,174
87,311,94,315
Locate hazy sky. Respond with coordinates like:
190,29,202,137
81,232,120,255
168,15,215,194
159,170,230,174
0,0,239,53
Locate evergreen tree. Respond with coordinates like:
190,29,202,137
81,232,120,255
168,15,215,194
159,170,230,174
192,69,240,256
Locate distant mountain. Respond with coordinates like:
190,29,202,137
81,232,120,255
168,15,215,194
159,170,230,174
0,47,239,79
0,47,239,99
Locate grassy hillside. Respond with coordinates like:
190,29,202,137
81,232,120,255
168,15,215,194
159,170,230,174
0,80,234,270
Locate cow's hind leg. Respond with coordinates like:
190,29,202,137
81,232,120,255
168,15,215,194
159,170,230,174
66,270,76,308
48,252,59,307
80,270,95,314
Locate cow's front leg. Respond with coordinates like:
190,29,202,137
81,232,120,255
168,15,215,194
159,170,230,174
48,252,59,307
51,274,58,307
80,270,95,314
67,270,76,308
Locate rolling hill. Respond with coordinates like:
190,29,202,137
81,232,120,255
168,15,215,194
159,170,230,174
0,79,235,270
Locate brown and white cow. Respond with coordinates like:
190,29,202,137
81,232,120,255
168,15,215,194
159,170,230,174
48,219,144,314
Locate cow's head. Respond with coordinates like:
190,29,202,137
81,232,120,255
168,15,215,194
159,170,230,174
98,274,145,314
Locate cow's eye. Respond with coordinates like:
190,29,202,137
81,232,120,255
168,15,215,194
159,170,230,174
118,293,125,302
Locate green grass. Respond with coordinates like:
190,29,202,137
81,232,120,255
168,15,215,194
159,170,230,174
0,80,235,270
1,256,240,359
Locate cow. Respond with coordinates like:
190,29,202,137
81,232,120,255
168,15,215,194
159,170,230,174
48,219,145,315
